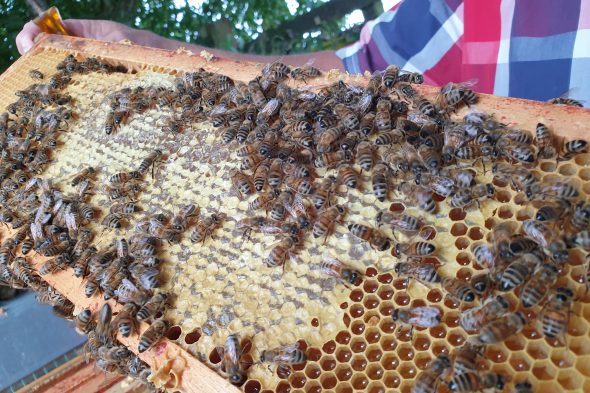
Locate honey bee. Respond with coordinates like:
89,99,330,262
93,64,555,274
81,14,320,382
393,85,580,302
474,311,527,344
348,223,391,251
313,150,351,169
333,104,359,130
438,80,478,111
252,161,270,191
285,176,314,195
84,330,100,357
568,229,590,250
451,343,483,376
101,213,125,229
290,65,321,81
397,71,424,84
74,308,94,334
469,273,492,296
137,149,163,176
129,263,160,290
492,162,538,191
560,139,588,159
240,152,264,170
112,303,138,337
282,162,312,178
522,219,568,263
394,261,441,286
138,318,169,353
547,96,584,107
371,163,390,202
497,140,536,164
413,355,452,393
449,184,495,209
312,205,346,241
359,112,375,136
376,211,426,237
381,65,400,88
267,159,284,189
520,264,559,308
269,190,293,222
190,213,226,243
316,126,344,153
541,287,573,344
319,256,362,287
265,235,299,268
262,61,290,81
337,164,359,189
459,295,510,332
84,274,99,297
260,342,307,371
374,99,392,132
534,122,557,158
448,372,505,392
96,303,113,344
310,176,338,210
441,277,476,302
340,130,362,152
392,306,442,335
110,201,140,215
38,255,69,275
413,95,439,119
569,201,590,231
28,69,44,80
248,80,267,107
415,173,455,198
417,145,443,174
392,241,436,258
454,145,496,163
221,126,238,144
108,171,141,185
231,170,254,198
97,345,131,365
137,292,170,321
355,142,374,171
376,132,406,149
398,183,436,214
220,334,246,384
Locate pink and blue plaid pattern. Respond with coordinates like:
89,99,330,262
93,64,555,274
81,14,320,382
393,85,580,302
336,0,590,105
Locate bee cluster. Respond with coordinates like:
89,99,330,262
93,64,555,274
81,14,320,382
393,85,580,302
1,49,589,393
166,62,587,390
0,55,180,387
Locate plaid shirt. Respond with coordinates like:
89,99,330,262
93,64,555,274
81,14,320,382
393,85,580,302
336,0,590,105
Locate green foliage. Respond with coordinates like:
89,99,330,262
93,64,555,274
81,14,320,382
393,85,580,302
0,0,362,73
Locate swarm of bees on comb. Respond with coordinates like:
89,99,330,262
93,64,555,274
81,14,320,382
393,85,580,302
1,51,590,393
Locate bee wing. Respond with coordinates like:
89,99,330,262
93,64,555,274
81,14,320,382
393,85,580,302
408,306,441,326
30,222,43,241
114,278,141,304
552,87,584,101
259,224,283,235
302,58,316,67
64,211,78,232
458,78,479,89
319,255,344,278
274,343,302,362
284,192,306,218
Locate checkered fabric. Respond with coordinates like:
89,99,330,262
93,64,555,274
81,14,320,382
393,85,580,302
336,0,590,105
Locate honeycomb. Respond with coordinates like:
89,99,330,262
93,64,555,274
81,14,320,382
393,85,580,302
1,44,590,393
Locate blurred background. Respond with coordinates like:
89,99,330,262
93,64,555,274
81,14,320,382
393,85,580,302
0,0,399,74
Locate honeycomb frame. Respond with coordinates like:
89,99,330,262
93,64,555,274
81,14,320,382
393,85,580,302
0,35,589,393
